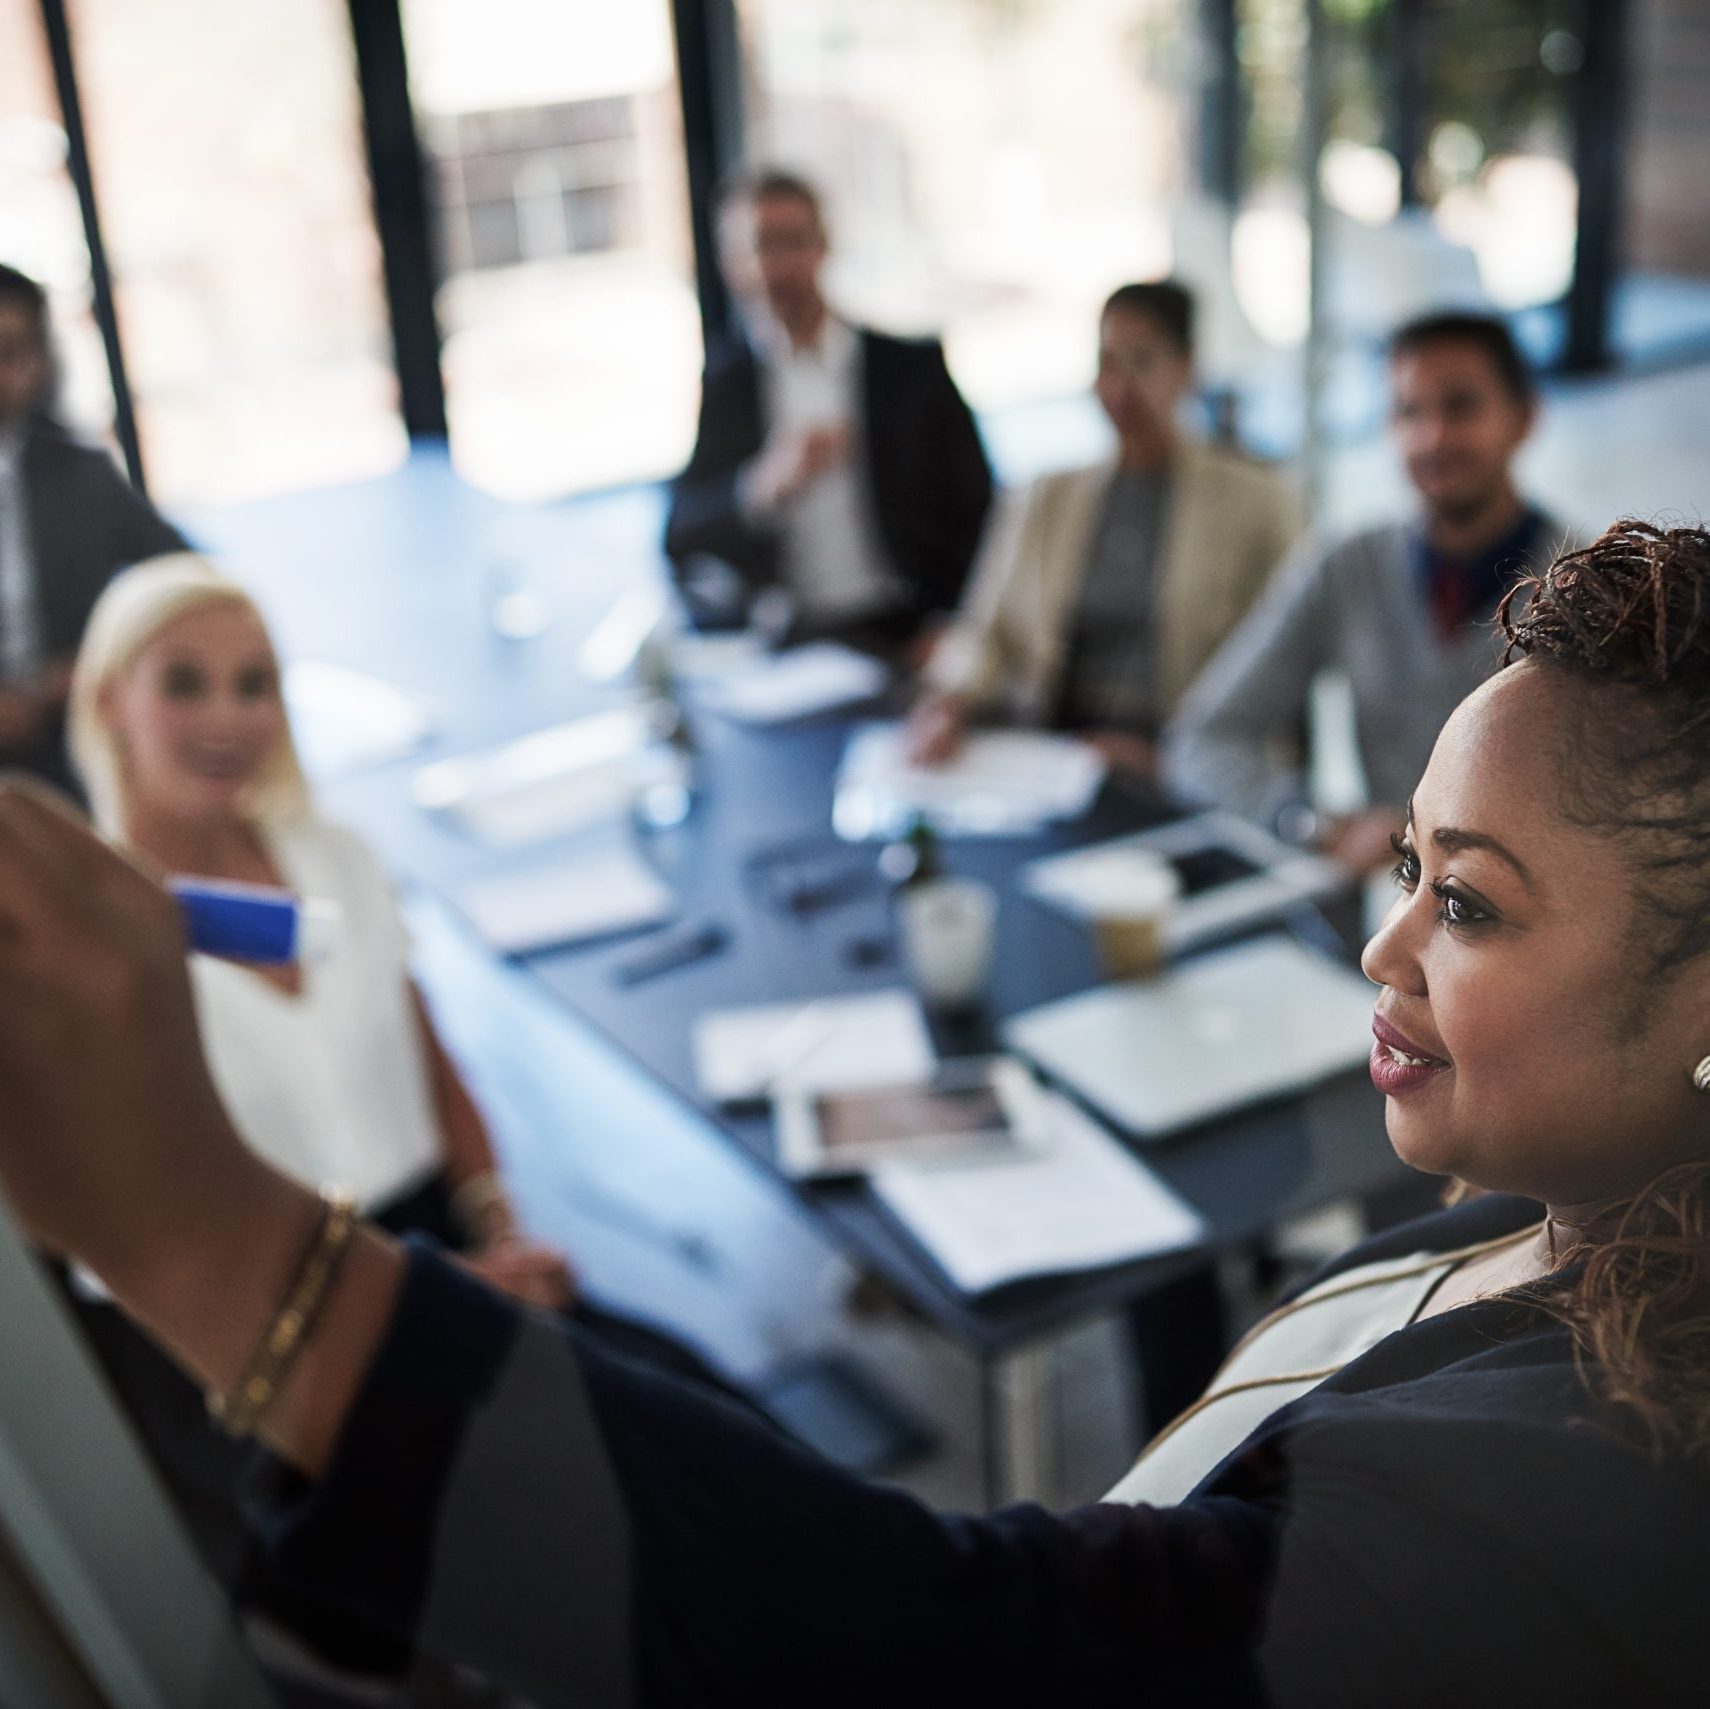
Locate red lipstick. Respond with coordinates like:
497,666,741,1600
1370,1011,1450,1098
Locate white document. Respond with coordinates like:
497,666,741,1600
413,708,652,848
834,722,1106,838
284,659,436,780
1022,810,1347,952
700,642,890,724
1004,934,1378,1139
692,989,936,1104
873,1093,1206,1294
457,846,676,955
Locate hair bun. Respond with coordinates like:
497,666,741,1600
1503,519,1710,689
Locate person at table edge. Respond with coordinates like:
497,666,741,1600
912,279,1301,779
0,262,187,792
663,167,993,657
1164,310,1574,872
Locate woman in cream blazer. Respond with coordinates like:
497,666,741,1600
914,282,1300,771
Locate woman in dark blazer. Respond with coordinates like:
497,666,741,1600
3,521,1710,1705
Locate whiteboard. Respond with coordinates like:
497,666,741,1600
0,1187,274,1708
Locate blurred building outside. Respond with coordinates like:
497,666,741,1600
3,0,1709,511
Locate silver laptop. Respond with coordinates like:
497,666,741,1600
0,1189,274,1708
1003,934,1377,1141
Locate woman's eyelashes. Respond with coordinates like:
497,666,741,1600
1388,833,1496,931
1430,882,1493,929
1389,831,1420,888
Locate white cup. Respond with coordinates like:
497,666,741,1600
1077,849,1182,979
898,878,999,1009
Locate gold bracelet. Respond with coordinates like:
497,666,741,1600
209,1189,358,1439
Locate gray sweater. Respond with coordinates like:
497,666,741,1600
1163,512,1575,820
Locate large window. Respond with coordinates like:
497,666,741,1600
0,3,114,445
402,0,702,500
63,0,406,507
1232,0,1584,344
738,0,1191,418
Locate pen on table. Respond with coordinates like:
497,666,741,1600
611,921,728,987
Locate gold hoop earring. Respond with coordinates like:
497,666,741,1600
1693,1056,1710,1093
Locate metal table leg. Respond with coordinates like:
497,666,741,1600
980,1337,1058,1508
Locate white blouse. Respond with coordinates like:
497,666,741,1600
1104,1224,1541,1508
188,817,443,1211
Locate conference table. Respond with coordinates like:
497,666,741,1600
515,706,1404,1489
199,454,1413,1505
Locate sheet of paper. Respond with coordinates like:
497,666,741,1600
692,989,936,1104
700,642,890,724
873,1093,1206,1295
457,845,676,955
413,708,652,848
834,722,1106,838
284,659,436,779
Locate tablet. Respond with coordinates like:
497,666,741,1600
1022,809,1349,952
773,1057,1051,1179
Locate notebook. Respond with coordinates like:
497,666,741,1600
1003,934,1377,1140
412,708,654,848
456,845,677,955
691,990,936,1105
833,723,1107,839
698,643,889,724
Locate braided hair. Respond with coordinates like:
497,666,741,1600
1498,521,1710,1459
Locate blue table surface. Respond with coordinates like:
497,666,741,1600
190,449,1407,1356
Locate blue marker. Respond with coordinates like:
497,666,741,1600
169,878,342,965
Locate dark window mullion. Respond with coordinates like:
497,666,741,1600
36,0,147,491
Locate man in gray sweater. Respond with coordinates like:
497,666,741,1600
1165,314,1572,872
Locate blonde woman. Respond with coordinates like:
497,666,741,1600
62,555,760,1660
70,553,572,1301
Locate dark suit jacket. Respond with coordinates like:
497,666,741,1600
6,417,187,783
663,325,993,631
258,1194,1710,1706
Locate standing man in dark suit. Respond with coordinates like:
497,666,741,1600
0,263,187,789
664,170,993,655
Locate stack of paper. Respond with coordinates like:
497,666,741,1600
834,723,1107,839
691,989,936,1104
700,643,890,724
456,846,676,955
284,660,436,780
873,1094,1206,1294
412,709,653,848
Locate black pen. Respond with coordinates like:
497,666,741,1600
611,921,728,987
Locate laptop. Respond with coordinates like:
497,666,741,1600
1002,934,1378,1141
0,1188,274,1708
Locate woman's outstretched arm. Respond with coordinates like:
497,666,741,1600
0,779,1276,1703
